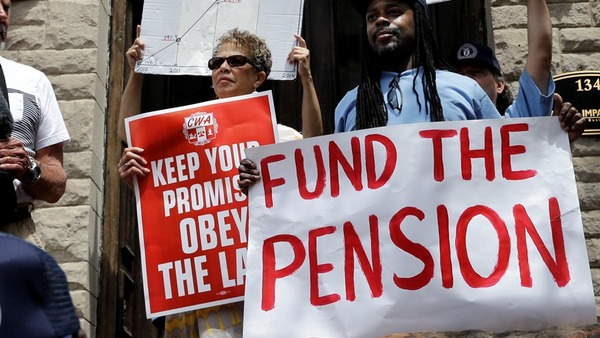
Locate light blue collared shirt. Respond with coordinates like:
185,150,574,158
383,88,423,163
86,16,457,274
334,68,553,133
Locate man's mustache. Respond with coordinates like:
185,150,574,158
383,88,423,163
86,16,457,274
372,27,401,40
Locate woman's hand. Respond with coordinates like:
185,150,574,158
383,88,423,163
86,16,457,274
118,147,150,188
126,25,145,71
288,34,312,81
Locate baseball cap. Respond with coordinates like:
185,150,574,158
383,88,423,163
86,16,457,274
350,0,429,15
0,233,81,338
453,42,502,76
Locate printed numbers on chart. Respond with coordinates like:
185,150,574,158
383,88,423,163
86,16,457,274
169,67,181,74
576,78,600,92
136,66,149,72
281,72,295,79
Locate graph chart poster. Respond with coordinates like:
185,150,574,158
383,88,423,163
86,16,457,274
136,0,305,80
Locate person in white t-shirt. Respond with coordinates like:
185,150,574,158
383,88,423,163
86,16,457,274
0,0,69,249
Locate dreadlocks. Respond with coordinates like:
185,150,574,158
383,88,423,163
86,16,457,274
355,1,451,129
356,28,388,129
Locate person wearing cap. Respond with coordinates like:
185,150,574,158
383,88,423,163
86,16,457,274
0,233,86,338
452,42,512,114
333,0,579,133
452,0,584,142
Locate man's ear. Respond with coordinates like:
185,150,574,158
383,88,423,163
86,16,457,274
254,71,267,89
496,78,506,95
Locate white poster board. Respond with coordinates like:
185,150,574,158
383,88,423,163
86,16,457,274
243,116,596,338
136,0,304,80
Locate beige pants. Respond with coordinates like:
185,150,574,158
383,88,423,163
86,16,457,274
0,217,45,250
164,302,243,338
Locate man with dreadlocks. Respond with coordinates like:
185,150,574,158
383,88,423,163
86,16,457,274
335,0,551,132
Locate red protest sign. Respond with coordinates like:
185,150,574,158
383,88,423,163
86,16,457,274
125,91,277,318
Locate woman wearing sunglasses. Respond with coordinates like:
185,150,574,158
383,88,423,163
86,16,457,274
116,27,322,338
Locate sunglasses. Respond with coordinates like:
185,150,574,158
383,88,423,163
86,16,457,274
208,55,257,70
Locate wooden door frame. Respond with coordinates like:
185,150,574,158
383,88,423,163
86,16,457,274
99,0,159,336
98,0,127,333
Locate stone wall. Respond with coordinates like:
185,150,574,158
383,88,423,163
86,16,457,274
4,0,109,336
492,0,600,321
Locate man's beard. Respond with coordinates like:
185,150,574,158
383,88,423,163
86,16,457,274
376,42,402,57
372,27,413,59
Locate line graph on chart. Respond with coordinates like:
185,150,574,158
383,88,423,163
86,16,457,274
136,0,305,80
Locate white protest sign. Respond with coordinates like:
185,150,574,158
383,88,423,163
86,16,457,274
136,0,304,80
243,116,596,338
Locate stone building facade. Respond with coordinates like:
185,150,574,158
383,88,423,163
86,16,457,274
3,0,599,337
3,0,110,335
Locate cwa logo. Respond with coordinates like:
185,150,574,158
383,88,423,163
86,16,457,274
182,112,219,146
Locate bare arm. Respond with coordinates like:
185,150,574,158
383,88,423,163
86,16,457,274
288,35,323,138
524,0,553,94
27,143,67,202
118,25,145,143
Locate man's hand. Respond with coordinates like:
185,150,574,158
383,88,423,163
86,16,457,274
237,158,261,196
553,93,586,143
0,137,32,181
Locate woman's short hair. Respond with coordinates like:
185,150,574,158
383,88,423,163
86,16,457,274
215,28,272,77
